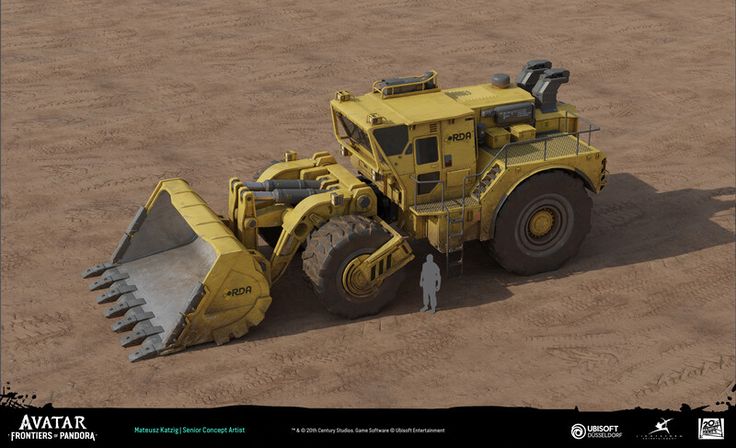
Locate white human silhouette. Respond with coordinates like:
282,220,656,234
419,254,441,313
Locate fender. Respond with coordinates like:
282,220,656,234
487,166,593,239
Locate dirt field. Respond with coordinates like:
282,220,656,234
2,0,734,410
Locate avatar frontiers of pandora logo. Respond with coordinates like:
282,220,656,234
9,414,96,442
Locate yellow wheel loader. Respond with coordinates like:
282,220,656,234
83,59,607,361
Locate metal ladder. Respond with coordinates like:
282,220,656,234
445,207,465,277
444,178,471,277
410,175,466,277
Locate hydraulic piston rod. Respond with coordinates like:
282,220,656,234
241,179,322,191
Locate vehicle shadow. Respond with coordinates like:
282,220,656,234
235,172,735,343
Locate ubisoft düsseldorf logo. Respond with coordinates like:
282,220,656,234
571,424,586,440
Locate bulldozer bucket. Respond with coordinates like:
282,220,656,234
83,178,272,362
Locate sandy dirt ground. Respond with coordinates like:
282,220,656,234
2,0,734,410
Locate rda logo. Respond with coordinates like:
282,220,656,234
571,423,622,440
698,418,724,440
571,423,586,439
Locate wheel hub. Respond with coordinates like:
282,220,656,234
528,208,555,238
342,254,379,299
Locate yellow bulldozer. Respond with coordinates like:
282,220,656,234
83,59,607,361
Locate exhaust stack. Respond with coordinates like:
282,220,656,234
531,68,570,113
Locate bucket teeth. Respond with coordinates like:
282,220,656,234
112,307,155,333
104,294,146,318
128,336,163,362
88,269,129,291
82,262,118,279
120,320,164,348
96,283,137,304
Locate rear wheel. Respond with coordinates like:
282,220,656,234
302,215,403,318
487,171,592,275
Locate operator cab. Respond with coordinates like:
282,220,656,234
330,71,477,209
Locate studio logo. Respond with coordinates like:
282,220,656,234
638,417,682,440
570,423,622,440
698,418,724,440
571,423,586,440
649,417,673,435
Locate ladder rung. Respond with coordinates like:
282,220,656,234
449,232,464,237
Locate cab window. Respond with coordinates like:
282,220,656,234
373,125,409,156
415,136,438,164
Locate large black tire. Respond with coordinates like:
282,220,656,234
488,171,592,275
302,215,404,319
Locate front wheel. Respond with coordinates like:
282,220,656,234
302,215,404,318
487,171,592,275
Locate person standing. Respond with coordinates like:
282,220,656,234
419,254,441,313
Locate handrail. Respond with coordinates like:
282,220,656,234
409,174,447,214
372,70,439,98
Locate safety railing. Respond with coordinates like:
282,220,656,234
465,114,601,197
410,174,447,214
498,114,599,168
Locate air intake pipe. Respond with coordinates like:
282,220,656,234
531,68,570,113
516,59,552,92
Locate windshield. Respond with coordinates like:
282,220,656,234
336,112,371,151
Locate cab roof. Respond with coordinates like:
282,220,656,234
444,83,534,108
333,90,471,126
332,81,534,127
